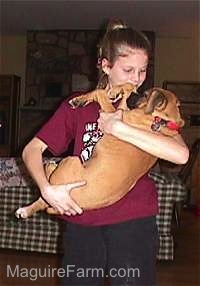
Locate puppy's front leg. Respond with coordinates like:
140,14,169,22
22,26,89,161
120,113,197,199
69,89,115,112
69,90,98,108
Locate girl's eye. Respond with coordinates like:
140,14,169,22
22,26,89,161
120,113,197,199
123,68,133,73
123,68,147,73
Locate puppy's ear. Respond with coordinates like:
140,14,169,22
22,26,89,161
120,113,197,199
144,89,168,114
126,92,145,109
126,92,139,109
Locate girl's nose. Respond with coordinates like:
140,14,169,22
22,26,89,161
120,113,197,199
133,71,140,80
129,71,140,85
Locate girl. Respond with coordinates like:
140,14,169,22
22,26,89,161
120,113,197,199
22,19,189,285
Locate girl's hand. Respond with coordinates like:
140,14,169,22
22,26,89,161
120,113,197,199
42,181,86,216
98,109,123,134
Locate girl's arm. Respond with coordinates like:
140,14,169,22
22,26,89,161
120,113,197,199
22,137,85,215
98,110,189,165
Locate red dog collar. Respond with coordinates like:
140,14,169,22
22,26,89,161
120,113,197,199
151,116,180,132
166,121,180,132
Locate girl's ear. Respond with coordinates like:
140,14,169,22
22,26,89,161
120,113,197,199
102,58,111,75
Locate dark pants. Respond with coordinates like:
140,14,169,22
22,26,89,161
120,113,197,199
62,216,158,286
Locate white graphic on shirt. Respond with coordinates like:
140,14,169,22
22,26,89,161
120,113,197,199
81,122,103,162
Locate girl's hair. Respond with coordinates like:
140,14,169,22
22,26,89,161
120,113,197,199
97,19,151,89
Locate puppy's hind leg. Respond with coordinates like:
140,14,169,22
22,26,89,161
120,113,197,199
15,197,48,219
46,207,60,215
45,161,58,180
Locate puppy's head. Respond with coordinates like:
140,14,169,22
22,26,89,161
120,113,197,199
139,88,185,128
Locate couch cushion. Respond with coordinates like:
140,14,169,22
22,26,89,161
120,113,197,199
0,186,65,254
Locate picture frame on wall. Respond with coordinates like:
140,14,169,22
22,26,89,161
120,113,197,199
163,80,200,104
159,80,200,174
162,80,200,148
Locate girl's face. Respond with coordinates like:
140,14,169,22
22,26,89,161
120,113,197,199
102,48,148,89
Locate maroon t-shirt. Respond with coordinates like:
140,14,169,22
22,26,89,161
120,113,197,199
36,96,158,226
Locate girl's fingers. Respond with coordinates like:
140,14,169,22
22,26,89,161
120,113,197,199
65,182,85,214
67,199,83,214
65,211,72,216
66,181,86,190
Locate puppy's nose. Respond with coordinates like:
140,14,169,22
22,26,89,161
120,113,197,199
126,92,142,109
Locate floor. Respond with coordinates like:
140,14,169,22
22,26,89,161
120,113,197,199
157,208,200,286
0,209,199,286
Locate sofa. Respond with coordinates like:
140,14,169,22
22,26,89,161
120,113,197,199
0,157,186,260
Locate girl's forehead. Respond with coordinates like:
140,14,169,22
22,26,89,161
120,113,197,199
116,50,148,66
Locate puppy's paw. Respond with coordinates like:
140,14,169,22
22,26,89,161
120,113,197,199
108,87,123,102
108,90,123,103
69,97,88,108
108,83,136,102
15,207,30,219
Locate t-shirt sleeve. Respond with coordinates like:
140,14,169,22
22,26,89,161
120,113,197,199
36,99,77,156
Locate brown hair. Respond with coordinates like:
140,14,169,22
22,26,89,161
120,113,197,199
97,19,151,89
